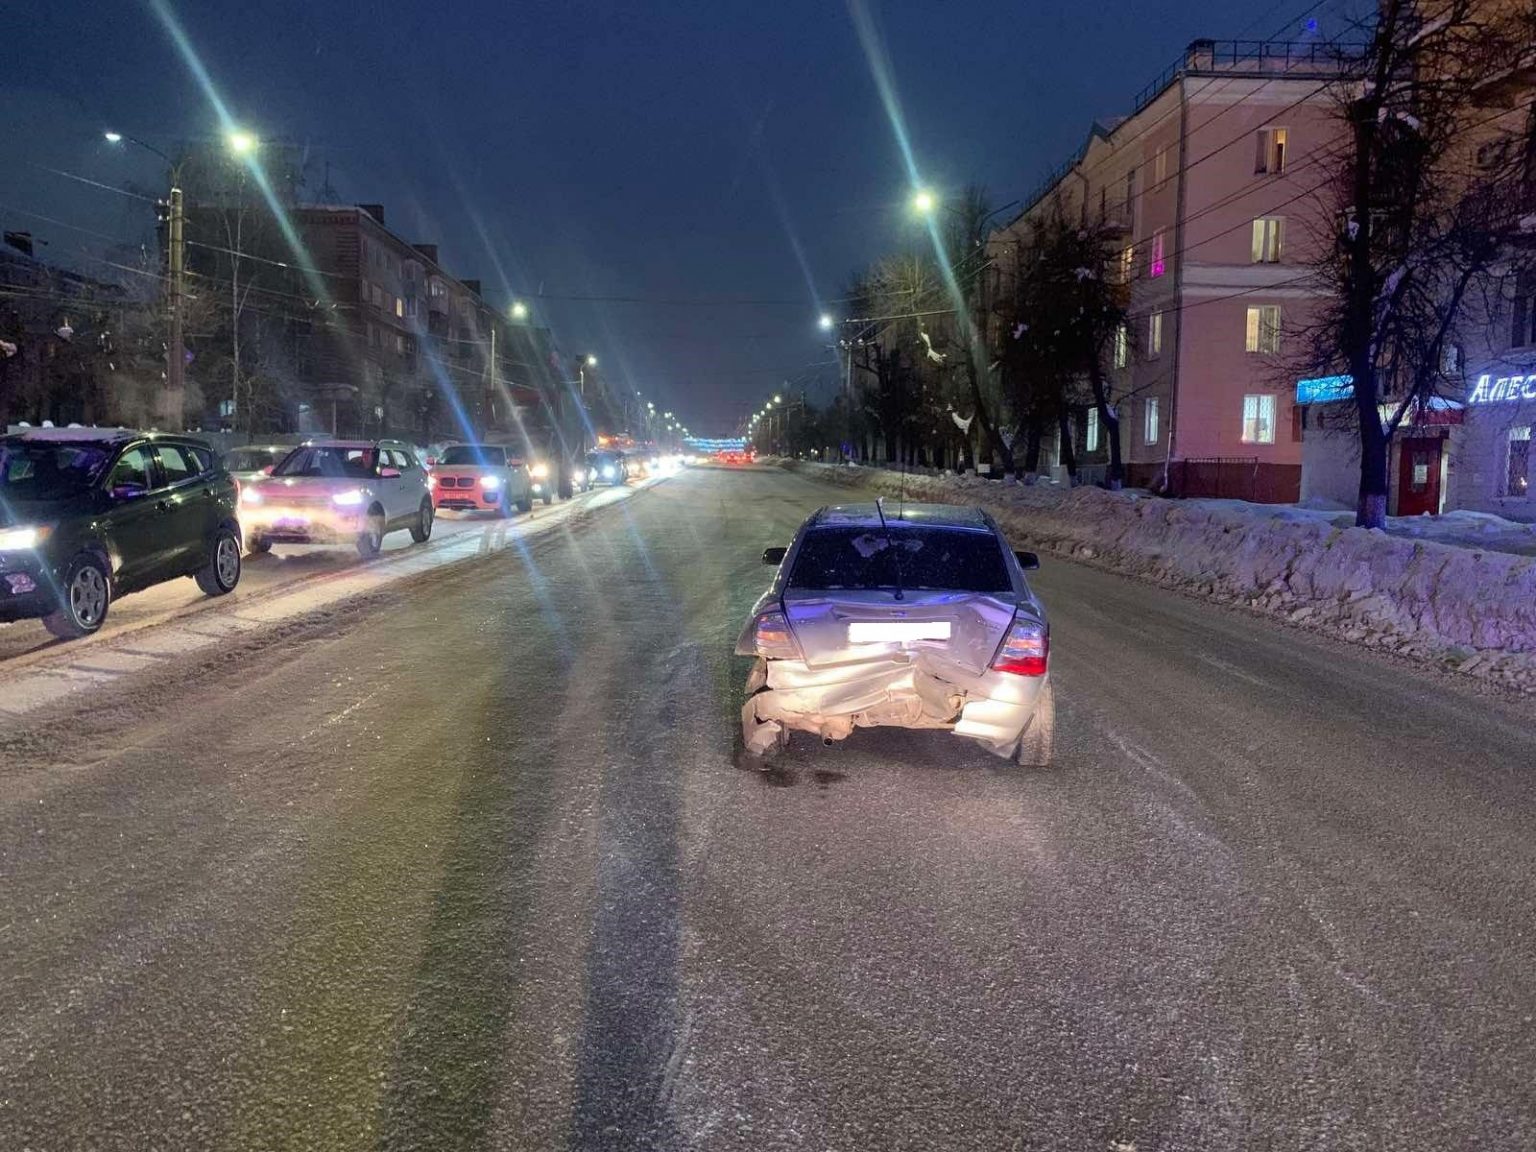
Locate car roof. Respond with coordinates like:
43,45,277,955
298,439,380,450
3,426,139,444
809,502,994,530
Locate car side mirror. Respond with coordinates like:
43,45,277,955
379,466,402,479
1015,549,1040,571
261,465,275,476
762,546,788,565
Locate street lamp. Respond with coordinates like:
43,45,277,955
818,313,834,331
226,129,258,155
773,393,783,404
510,300,529,321
585,354,598,367
912,188,937,215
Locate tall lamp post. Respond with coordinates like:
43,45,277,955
106,127,258,429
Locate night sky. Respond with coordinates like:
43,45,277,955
3,0,1326,433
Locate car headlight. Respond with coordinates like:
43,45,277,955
479,475,501,490
241,487,263,505
332,489,366,507
0,525,50,550
530,462,550,480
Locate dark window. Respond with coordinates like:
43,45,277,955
109,446,156,493
225,447,281,472
0,441,114,500
787,526,1012,593
1513,284,1534,349
156,444,198,484
440,445,506,467
274,447,377,478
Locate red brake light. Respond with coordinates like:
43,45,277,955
992,617,1048,676
752,609,800,660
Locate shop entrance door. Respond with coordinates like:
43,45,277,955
1397,438,1443,516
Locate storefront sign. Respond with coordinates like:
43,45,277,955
1295,374,1355,404
1468,373,1536,404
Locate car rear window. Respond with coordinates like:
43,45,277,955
440,445,505,467
786,526,1012,593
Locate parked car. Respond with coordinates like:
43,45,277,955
0,428,243,638
429,443,534,516
223,444,292,485
735,501,1054,765
579,449,629,490
240,439,433,557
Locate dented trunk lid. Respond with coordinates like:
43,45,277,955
781,589,1019,676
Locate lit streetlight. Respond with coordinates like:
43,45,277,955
773,393,783,404
510,300,529,321
912,188,937,215
226,129,258,155
585,354,598,367
818,313,834,331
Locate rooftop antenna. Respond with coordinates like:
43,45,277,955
875,496,904,601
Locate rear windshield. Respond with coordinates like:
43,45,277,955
787,526,1012,593
440,445,506,467
0,441,115,501
273,446,377,478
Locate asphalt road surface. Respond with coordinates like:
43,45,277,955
3,465,1535,1151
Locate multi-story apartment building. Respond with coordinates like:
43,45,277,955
184,202,555,442
991,39,1349,500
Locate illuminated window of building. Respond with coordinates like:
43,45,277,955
1149,310,1163,356
1144,397,1160,444
1241,394,1277,443
1246,305,1282,354
1251,217,1284,263
1086,406,1100,452
1505,427,1531,496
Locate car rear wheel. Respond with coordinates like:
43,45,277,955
195,526,242,597
356,509,385,558
43,554,111,640
1014,679,1056,768
410,498,434,543
247,534,272,554
517,491,534,514
541,491,553,505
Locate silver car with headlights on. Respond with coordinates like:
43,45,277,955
736,501,1054,766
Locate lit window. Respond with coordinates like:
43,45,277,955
395,297,404,318
1252,218,1284,263
1144,397,1160,444
1149,311,1163,356
1505,427,1531,496
1241,394,1277,444
1119,245,1135,283
1255,127,1288,174
1086,406,1100,452
1114,324,1129,369
1245,305,1282,354
1149,230,1166,278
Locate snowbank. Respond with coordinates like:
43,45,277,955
782,461,1536,689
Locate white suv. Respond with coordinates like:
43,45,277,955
240,439,433,557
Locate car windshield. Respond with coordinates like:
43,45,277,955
440,445,506,467
0,441,115,501
226,447,283,472
587,453,618,467
273,446,378,478
787,525,1012,593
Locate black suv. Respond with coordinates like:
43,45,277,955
0,429,243,639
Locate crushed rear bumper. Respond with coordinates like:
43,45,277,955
741,654,1042,758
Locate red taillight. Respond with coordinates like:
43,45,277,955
992,617,1048,676
752,609,800,660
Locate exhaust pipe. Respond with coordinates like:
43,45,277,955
822,735,835,747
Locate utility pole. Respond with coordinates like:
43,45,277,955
167,184,185,427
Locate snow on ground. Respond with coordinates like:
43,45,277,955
784,461,1536,690
0,479,658,722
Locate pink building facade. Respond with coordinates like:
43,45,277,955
994,40,1348,501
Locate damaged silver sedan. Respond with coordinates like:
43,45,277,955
736,501,1054,766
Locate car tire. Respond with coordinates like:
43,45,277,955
1014,679,1056,768
410,499,434,543
517,493,533,514
495,491,513,519
195,526,242,597
356,509,385,558
541,492,553,506
247,534,272,555
43,553,111,640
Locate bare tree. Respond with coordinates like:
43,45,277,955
1314,0,1536,527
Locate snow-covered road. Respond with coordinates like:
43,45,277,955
0,478,657,719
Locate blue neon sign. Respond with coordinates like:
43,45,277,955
1295,375,1355,404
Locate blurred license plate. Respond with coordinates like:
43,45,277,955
276,517,310,529
848,621,951,643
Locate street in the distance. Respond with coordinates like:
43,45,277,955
3,465,1534,1150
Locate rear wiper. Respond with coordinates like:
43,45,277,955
875,497,904,602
